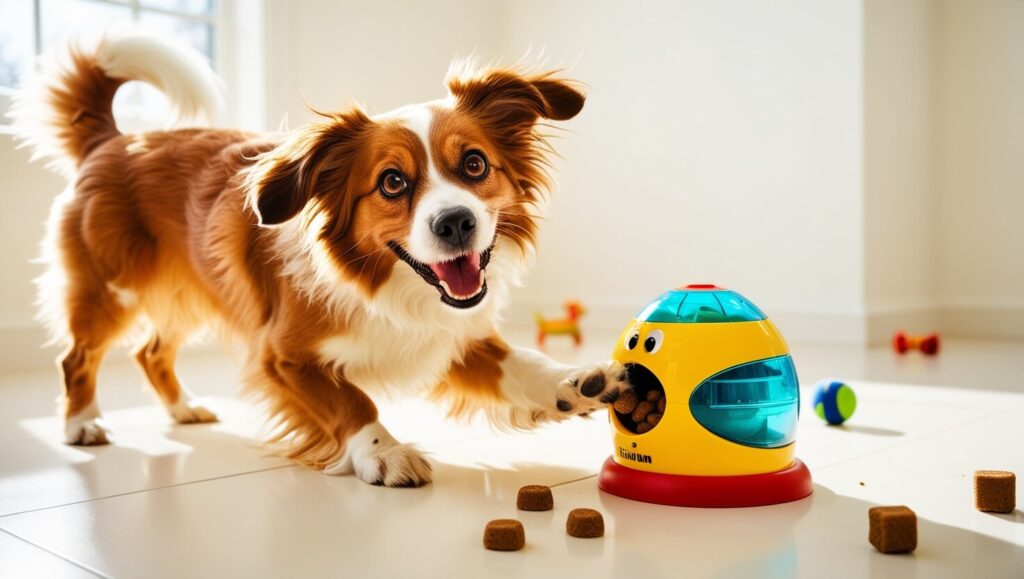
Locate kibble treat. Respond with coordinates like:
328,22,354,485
631,401,655,423
646,390,662,402
566,508,604,538
517,485,554,511
483,519,525,551
636,421,653,434
646,413,662,426
974,470,1016,513
868,506,917,554
613,389,639,414
657,396,666,413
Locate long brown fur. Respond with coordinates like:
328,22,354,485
26,40,584,468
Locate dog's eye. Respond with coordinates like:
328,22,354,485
625,330,640,351
461,150,489,181
644,329,664,354
379,170,408,198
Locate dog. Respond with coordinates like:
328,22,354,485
12,32,629,487
535,301,586,347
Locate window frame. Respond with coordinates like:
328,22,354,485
0,0,265,131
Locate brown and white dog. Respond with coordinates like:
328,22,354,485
12,32,629,487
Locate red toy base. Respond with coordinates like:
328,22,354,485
598,457,813,508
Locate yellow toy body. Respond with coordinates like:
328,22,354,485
611,318,792,476
598,284,813,507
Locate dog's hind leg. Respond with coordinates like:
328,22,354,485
133,332,218,424
59,282,138,445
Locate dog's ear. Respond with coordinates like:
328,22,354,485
447,68,585,128
246,110,371,227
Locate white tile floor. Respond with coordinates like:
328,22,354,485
1,331,1022,578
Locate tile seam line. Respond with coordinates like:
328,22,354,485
0,527,108,578
0,425,500,517
0,464,297,520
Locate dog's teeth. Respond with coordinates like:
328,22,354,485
437,277,485,300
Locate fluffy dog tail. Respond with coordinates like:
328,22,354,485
9,30,223,175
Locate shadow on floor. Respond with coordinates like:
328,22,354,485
591,483,1023,578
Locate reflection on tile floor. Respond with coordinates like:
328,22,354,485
1,331,1022,577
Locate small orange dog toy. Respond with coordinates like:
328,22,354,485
892,331,940,355
535,301,586,347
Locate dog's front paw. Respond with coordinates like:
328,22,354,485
168,397,219,424
555,361,630,415
324,421,432,487
359,444,433,487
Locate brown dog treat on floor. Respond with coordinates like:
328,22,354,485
646,390,662,402
636,421,653,434
657,396,666,413
517,485,554,511
974,470,1016,513
613,389,639,414
484,519,525,551
566,508,604,538
646,413,662,426
631,401,655,423
868,506,917,554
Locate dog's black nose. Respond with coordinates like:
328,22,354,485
431,206,476,246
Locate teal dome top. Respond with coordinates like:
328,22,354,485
636,285,766,323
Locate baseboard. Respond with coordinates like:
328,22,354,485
0,324,223,373
506,299,868,345
865,305,939,346
938,304,1024,340
507,299,1024,347
3,302,1018,372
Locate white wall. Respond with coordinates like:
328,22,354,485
493,0,866,341
1,0,1021,372
0,133,64,369
862,0,935,341
267,0,504,127
933,0,1024,337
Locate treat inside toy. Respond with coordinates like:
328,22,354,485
613,363,666,434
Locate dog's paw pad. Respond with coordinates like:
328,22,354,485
555,362,629,415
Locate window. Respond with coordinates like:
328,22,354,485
0,0,220,129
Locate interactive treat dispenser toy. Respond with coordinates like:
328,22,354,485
598,284,813,507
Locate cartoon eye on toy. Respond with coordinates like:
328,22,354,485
643,329,663,354
625,329,640,350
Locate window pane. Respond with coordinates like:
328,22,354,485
0,0,36,89
138,12,213,59
40,0,132,53
140,0,214,17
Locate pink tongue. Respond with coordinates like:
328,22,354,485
429,252,482,297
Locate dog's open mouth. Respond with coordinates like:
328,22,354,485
387,241,491,309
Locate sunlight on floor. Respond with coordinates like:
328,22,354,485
1,330,1022,577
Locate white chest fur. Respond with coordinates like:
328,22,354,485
314,260,505,393
317,323,466,393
